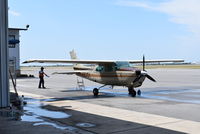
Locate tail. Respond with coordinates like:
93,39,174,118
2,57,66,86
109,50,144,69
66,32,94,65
69,50,92,70
70,49,78,60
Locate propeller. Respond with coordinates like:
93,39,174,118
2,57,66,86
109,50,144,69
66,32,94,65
146,74,156,82
133,74,142,83
133,72,156,83
133,55,156,83
143,55,145,71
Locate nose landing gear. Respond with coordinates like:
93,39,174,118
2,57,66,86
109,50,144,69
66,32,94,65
128,87,141,97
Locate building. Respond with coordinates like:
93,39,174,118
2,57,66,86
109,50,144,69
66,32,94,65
8,27,28,76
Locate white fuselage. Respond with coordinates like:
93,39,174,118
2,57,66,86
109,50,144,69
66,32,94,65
77,70,146,88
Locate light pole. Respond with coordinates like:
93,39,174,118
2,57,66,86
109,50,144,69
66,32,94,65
0,0,9,108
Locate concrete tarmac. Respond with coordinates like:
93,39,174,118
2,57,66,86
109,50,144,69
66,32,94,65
1,67,200,134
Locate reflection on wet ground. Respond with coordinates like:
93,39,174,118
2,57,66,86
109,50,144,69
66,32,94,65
0,97,95,132
19,98,78,131
23,98,71,119
84,87,200,104
0,96,99,133
141,89,200,104
76,123,96,128
34,122,76,131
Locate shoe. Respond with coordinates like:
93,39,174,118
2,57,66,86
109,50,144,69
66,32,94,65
42,87,46,89
38,87,41,88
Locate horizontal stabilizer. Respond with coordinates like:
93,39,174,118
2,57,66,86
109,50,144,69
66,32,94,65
52,70,89,75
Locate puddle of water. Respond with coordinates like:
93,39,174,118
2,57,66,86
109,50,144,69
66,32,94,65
0,108,23,120
23,98,71,119
84,87,129,97
76,123,96,128
40,98,58,102
21,115,43,122
0,97,94,133
34,122,77,131
145,89,200,95
17,97,75,132
86,86,200,104
0,110,13,118
141,94,200,104
24,103,71,119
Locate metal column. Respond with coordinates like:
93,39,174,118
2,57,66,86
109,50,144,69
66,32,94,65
0,0,9,108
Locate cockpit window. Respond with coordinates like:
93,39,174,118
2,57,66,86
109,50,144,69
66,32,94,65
96,62,131,72
115,61,131,69
96,66,104,72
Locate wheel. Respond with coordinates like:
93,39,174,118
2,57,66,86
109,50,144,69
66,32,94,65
93,88,99,96
130,89,136,97
128,87,133,94
137,90,141,96
128,87,136,97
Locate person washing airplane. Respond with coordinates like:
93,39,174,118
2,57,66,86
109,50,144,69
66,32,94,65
38,67,49,88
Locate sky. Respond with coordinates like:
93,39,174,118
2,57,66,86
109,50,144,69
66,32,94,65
8,0,200,63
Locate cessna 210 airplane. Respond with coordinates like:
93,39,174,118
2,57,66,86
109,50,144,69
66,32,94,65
23,50,184,97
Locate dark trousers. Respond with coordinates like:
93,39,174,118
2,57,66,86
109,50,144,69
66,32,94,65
38,77,45,88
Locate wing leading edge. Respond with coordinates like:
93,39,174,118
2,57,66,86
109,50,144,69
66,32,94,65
23,59,184,64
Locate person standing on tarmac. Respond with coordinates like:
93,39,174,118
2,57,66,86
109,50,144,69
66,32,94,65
38,67,49,88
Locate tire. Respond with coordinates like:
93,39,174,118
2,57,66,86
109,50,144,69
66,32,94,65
137,90,141,96
130,90,136,97
128,87,136,97
93,88,99,96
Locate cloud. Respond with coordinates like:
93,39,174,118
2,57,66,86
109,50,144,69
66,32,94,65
9,10,21,16
116,1,154,9
116,0,200,38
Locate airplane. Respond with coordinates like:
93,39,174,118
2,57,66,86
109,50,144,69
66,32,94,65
23,50,184,97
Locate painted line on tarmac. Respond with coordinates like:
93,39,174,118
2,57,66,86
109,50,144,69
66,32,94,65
18,91,200,134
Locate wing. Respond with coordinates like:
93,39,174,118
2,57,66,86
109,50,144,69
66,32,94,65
129,59,184,63
23,59,184,64
23,59,115,64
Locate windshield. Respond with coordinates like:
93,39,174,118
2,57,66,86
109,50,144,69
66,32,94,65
115,61,131,68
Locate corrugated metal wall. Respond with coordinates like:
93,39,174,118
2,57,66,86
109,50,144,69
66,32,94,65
0,0,10,108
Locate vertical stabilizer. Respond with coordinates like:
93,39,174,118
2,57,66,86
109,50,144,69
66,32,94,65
70,49,78,60
69,50,92,70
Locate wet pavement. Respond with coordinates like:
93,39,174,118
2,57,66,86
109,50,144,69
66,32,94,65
1,67,200,134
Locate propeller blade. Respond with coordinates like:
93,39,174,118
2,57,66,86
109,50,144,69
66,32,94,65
146,74,156,82
143,55,145,71
133,75,142,83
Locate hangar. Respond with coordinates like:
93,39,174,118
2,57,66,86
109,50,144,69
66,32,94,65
0,0,9,108
1,0,28,107
8,27,28,76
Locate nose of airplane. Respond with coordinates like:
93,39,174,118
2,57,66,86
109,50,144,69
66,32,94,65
135,70,141,76
133,70,156,83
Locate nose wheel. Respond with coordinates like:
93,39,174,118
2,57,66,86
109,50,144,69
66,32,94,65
128,87,141,97
137,89,141,96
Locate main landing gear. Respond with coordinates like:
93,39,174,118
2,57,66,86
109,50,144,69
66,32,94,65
128,87,141,97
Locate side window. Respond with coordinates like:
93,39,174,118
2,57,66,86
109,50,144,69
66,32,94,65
96,66,104,72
